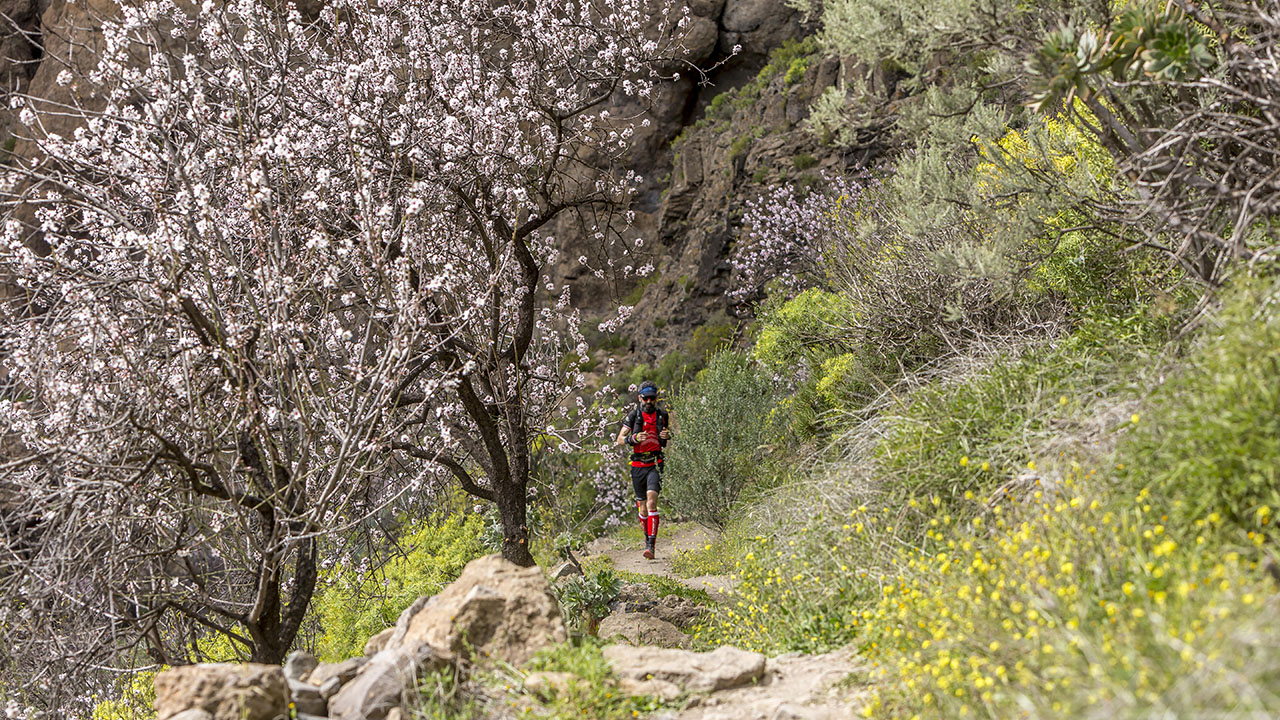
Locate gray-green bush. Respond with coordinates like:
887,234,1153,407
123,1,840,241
664,350,774,528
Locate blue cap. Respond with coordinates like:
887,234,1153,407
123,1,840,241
638,381,658,397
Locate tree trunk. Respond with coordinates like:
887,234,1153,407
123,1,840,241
496,481,535,566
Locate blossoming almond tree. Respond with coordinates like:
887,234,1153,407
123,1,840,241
0,0,684,686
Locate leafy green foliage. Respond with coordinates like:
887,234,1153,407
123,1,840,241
91,672,156,720
553,568,622,633
1026,7,1215,112
752,289,853,373
665,351,775,528
1115,275,1280,538
314,512,486,662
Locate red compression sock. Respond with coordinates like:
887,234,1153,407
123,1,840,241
647,512,660,537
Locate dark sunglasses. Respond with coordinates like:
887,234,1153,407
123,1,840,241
640,395,657,400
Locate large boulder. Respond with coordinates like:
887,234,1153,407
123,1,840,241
604,645,766,693
153,663,289,720
328,554,567,719
396,554,567,666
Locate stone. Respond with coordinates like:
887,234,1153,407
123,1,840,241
598,612,691,649
287,678,327,716
385,709,404,720
388,594,434,648
364,627,395,657
550,561,582,581
652,595,702,628
603,645,766,693
328,646,441,720
618,677,683,702
396,554,567,666
153,663,289,720
687,0,727,17
523,671,580,698
308,656,366,689
319,676,343,700
680,15,720,64
283,650,318,682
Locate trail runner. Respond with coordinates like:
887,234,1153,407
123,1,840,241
614,380,671,559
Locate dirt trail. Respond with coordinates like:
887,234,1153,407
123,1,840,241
581,523,867,719
581,521,736,600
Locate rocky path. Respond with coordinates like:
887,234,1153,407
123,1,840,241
582,521,736,600
582,523,868,720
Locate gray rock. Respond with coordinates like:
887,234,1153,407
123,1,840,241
328,646,442,720
681,15,721,65
364,627,395,657
153,663,289,720
652,594,702,628
550,561,582,581
599,612,691,649
319,675,343,700
388,594,434,647
288,678,327,716
308,656,366,689
604,645,766,693
385,710,404,720
284,650,318,682
618,676,683,702
688,0,727,17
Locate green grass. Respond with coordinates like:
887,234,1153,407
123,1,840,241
682,275,1280,717
1113,275,1280,540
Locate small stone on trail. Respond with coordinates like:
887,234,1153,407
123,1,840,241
319,674,343,700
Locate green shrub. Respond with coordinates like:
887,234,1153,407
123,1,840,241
91,672,156,720
1115,274,1280,539
553,568,622,633
664,350,774,528
752,288,853,374
314,512,486,661
792,153,818,170
784,56,810,85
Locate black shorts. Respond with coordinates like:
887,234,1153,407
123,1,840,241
631,464,662,499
